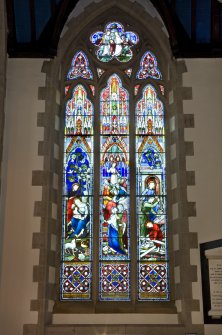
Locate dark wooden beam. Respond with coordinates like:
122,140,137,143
6,0,17,53
50,0,79,50
171,0,176,9
150,0,191,56
7,42,59,58
29,0,36,42
219,2,222,41
38,0,79,55
212,0,220,44
50,0,57,16
191,0,197,42
7,0,222,58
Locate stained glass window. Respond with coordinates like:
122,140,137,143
67,51,93,80
100,74,130,300
61,85,93,300
90,22,139,63
61,25,169,303
136,85,169,300
137,51,162,80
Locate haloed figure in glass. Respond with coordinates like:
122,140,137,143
102,158,128,256
90,22,139,63
61,84,93,300
100,74,130,300
64,139,92,262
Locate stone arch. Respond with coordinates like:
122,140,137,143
28,1,202,334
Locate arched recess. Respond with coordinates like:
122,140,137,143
29,1,203,335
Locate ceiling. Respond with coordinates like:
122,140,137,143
6,0,222,58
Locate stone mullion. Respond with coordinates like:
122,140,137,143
29,60,60,335
169,60,202,333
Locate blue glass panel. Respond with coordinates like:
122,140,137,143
14,0,31,42
136,85,169,301
196,0,211,43
35,0,51,39
100,262,130,301
61,262,92,300
138,262,169,300
220,6,222,42
61,86,94,300
176,0,192,38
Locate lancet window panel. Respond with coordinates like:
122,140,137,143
61,85,94,300
136,85,169,301
99,74,130,301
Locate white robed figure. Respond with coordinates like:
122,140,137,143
107,162,120,185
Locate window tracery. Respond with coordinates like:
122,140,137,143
61,21,169,302
67,51,93,80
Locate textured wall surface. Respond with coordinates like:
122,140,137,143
1,59,222,335
0,0,222,334
0,59,46,335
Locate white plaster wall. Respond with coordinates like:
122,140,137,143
0,59,45,335
183,58,222,335
184,59,222,244
1,58,222,334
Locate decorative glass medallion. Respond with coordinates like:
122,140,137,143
137,51,162,80
139,263,168,300
67,51,93,80
100,263,130,300
62,262,91,299
90,22,139,63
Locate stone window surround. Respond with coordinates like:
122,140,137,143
27,1,202,334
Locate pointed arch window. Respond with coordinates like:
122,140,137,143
62,84,94,300
61,22,169,302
